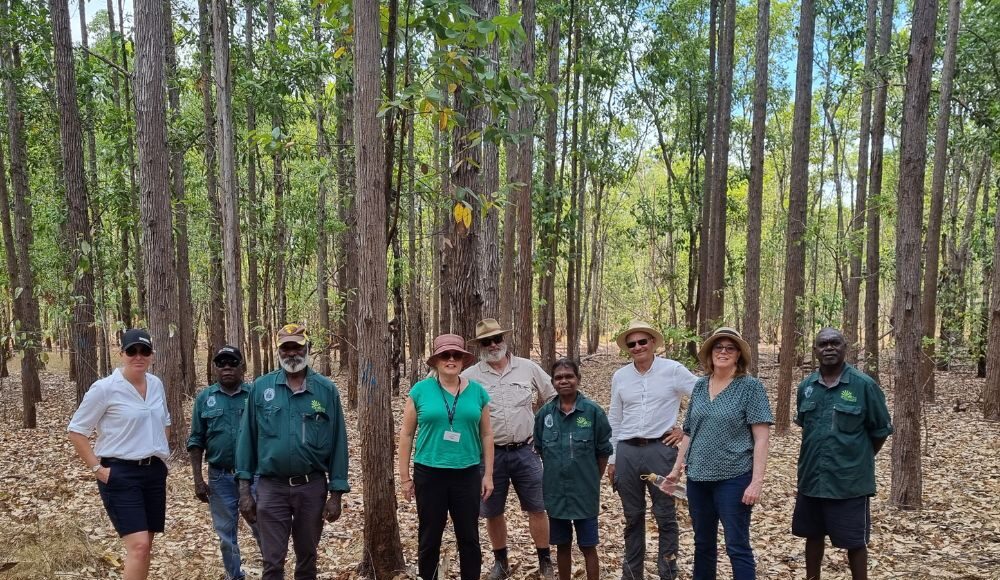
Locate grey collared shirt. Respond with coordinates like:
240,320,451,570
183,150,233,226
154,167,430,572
462,355,556,446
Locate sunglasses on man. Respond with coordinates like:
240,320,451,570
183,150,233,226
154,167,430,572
124,345,153,357
626,338,649,349
478,335,504,347
214,358,241,368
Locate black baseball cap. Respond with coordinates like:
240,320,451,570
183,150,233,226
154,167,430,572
213,345,244,365
121,329,153,351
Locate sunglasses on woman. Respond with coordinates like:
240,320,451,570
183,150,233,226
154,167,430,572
626,338,649,349
439,351,465,361
124,345,153,357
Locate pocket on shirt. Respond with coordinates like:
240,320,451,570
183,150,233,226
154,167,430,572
796,400,817,426
260,405,281,437
572,432,593,454
302,412,331,453
201,408,225,437
833,403,863,433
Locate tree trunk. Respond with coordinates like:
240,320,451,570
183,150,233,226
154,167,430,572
776,0,816,434
405,88,425,385
335,64,359,409
707,0,735,325
214,0,245,351
133,0,187,451
118,0,146,320
919,0,960,401
245,0,263,377
891,0,938,511
743,0,770,376
565,14,583,361
353,0,406,574
984,184,1000,420
539,15,561,372
49,0,98,399
514,0,536,357
698,0,718,333
268,0,287,324
845,0,878,363
313,8,332,376
479,0,501,318
864,0,896,379
163,0,196,395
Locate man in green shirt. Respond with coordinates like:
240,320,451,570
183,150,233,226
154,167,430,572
534,358,613,580
792,328,893,580
188,345,259,580
236,324,350,580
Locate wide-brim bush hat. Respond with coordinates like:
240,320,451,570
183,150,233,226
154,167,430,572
698,326,752,367
468,318,512,345
615,320,665,352
427,333,477,369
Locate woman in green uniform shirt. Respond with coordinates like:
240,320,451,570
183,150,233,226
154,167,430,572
398,333,495,580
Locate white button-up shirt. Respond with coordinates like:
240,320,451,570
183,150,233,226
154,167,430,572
462,355,557,446
608,356,697,465
68,368,172,461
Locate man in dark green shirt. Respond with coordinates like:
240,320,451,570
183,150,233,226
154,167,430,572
236,324,350,580
187,345,258,580
792,328,893,580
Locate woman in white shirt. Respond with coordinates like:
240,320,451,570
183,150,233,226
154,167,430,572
68,329,171,580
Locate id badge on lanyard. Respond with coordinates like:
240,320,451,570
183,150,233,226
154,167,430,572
440,381,463,443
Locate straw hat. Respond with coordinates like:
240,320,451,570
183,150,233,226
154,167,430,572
697,327,751,367
427,333,477,368
468,318,511,344
615,320,665,351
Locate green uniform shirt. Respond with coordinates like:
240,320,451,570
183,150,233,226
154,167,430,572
236,368,350,492
410,377,490,469
794,364,893,499
186,382,250,468
534,392,613,520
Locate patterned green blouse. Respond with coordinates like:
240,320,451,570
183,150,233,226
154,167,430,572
682,375,774,482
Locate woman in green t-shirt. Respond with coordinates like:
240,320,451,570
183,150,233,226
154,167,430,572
398,333,494,580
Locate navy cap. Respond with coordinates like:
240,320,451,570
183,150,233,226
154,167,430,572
121,328,153,351
213,345,244,365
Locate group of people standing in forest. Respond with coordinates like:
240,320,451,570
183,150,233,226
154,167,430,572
67,316,892,580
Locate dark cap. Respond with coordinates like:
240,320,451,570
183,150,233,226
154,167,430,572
213,345,243,365
121,328,153,351
276,323,308,346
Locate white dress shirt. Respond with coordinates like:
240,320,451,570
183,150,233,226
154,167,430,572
608,356,697,465
68,368,172,461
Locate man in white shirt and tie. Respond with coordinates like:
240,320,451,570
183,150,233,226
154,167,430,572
606,321,697,580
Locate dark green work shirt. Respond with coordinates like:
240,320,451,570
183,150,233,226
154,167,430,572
794,364,893,499
235,368,350,492
186,382,250,468
534,392,613,520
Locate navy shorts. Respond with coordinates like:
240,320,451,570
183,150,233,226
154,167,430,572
791,493,870,549
97,458,168,537
549,516,599,548
480,445,545,518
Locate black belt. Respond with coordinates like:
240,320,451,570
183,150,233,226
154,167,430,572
209,464,236,474
102,456,161,466
495,440,531,450
264,471,325,487
621,433,668,446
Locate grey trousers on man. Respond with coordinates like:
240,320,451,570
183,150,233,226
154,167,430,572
257,474,327,580
614,441,680,580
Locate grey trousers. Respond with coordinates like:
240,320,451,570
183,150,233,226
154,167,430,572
257,474,327,580
614,441,680,580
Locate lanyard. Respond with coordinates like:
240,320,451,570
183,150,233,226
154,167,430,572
438,380,463,427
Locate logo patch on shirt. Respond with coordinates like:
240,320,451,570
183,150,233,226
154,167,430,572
311,400,326,413
576,416,592,428
544,414,554,428
804,385,814,399
840,390,857,403
206,395,217,408
263,388,275,402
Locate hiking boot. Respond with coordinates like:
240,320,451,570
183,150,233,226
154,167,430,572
487,559,512,580
538,557,555,580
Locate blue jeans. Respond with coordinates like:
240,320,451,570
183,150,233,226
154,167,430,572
686,472,755,580
208,466,260,580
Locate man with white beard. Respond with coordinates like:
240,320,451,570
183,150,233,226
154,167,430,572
235,324,349,580
462,318,557,580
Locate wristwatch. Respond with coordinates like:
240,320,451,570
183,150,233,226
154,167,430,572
90,463,102,473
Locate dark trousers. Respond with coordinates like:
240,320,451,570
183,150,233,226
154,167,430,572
413,463,482,580
614,441,680,580
257,474,327,580
687,472,755,580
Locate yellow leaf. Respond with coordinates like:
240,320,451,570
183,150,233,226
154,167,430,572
421,99,435,114
453,202,464,224
448,83,458,94
439,109,449,130
334,46,347,59
462,206,472,229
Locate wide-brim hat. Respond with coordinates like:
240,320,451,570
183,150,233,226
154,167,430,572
615,320,665,352
427,333,477,369
698,327,752,367
468,318,511,345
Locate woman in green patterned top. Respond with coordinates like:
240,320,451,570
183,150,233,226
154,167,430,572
397,333,495,580
664,327,774,580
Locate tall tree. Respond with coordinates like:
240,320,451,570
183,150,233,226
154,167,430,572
213,0,245,350
353,0,405,575
697,0,718,332
891,0,938,511
984,185,1000,420
743,0,771,375
776,0,816,433
133,0,186,450
514,0,536,356
245,0,263,377
538,14,560,372
49,0,98,398
314,7,332,376
267,0,288,324
479,0,502,317
919,0,961,401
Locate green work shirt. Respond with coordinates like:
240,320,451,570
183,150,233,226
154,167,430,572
410,377,490,469
235,368,350,492
682,375,774,482
186,382,250,468
794,364,893,499
534,392,613,520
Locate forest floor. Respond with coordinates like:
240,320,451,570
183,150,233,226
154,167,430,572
0,349,998,579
